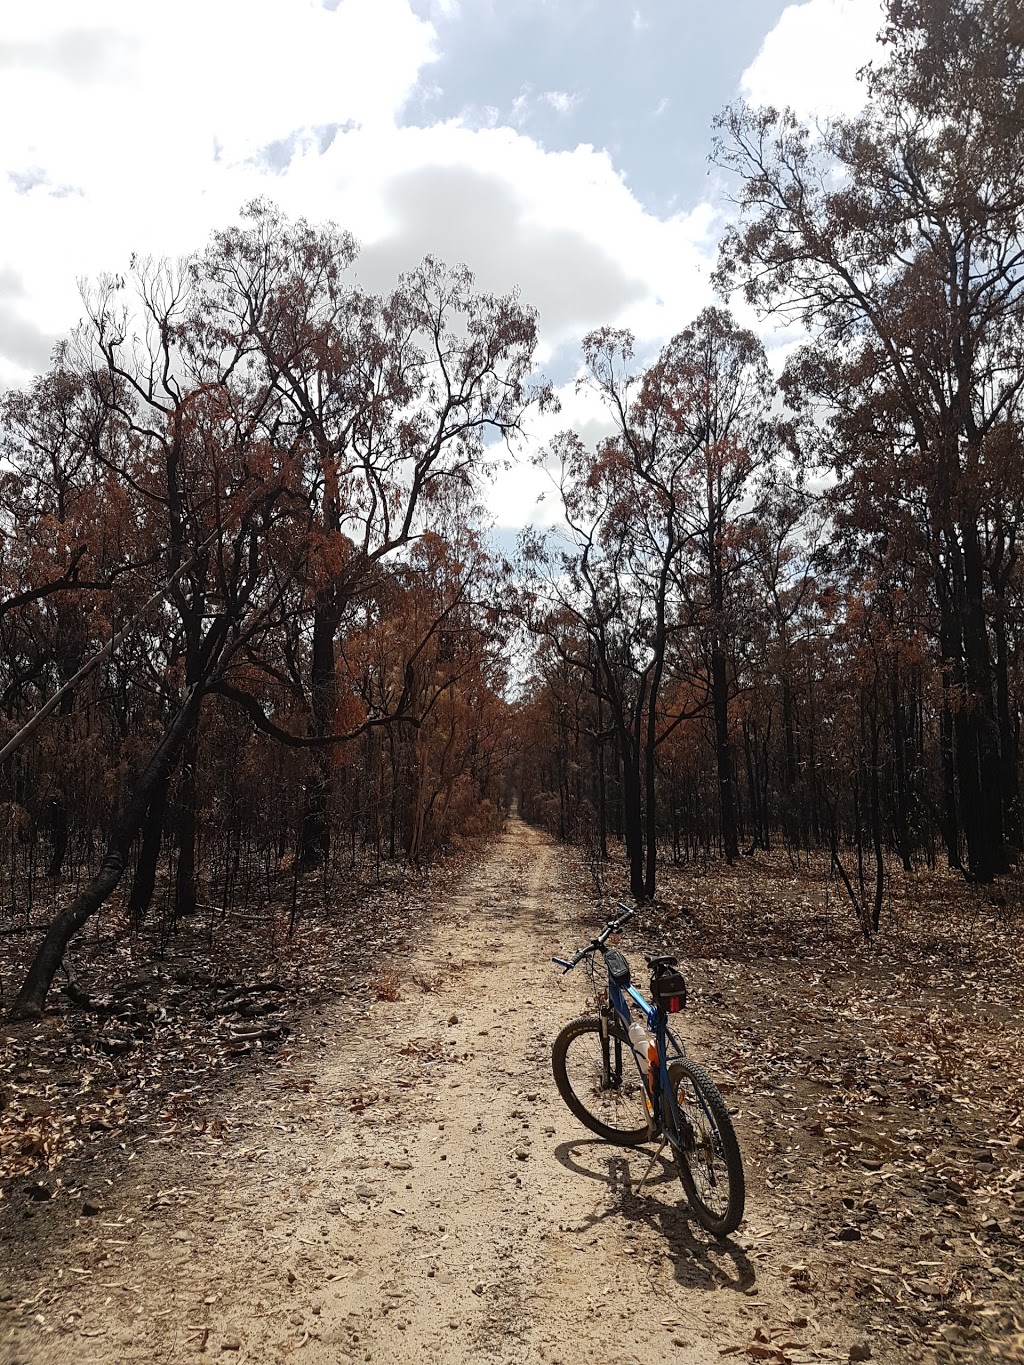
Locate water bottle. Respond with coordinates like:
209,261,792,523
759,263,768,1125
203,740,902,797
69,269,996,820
646,1034,659,1099
628,1021,656,1114
627,1019,650,1058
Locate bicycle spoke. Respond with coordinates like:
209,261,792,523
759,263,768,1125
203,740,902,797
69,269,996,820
552,1016,650,1145
668,1059,745,1235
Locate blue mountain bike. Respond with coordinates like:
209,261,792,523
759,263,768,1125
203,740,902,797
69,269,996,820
551,902,745,1238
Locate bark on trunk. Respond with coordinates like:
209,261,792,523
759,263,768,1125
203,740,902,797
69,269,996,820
297,605,340,870
45,802,68,881
712,645,738,863
890,667,912,872
939,655,961,871
869,703,885,934
619,732,646,901
10,688,204,1020
128,770,170,925
994,594,1021,849
643,733,657,899
955,523,1005,880
173,719,200,918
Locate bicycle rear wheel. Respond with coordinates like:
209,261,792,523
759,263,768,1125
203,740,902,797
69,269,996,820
552,1015,649,1145
666,1058,745,1237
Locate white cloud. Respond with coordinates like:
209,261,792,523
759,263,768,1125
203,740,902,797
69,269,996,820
510,88,532,125
313,126,714,350
542,90,581,115
0,0,722,535
487,375,621,530
0,1,434,370
740,0,885,117
1,4,717,375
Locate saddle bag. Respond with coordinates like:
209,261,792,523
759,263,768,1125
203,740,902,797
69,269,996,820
650,967,687,1012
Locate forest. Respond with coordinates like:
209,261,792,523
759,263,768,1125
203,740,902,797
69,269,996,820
2,2,1024,1362
2,1,1022,1017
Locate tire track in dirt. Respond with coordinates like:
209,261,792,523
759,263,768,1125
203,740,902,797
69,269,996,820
3,819,846,1365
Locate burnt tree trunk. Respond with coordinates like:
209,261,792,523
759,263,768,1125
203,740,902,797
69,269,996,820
868,696,885,934
938,641,961,871
297,604,341,870
890,666,912,872
10,687,205,1020
44,689,78,880
45,802,68,882
712,643,738,863
964,522,1005,875
128,770,170,925
173,718,200,919
993,585,1021,850
619,727,646,902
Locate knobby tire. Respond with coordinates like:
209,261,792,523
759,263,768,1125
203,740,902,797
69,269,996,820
551,1014,649,1146
667,1058,745,1238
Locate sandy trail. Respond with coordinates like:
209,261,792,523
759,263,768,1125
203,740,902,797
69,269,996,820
3,819,801,1365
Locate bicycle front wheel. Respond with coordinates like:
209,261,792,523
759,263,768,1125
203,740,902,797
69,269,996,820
667,1059,745,1237
552,1015,650,1146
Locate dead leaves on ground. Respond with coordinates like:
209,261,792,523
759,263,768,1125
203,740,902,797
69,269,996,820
0,861,460,1197
720,1324,808,1362
590,848,1024,1362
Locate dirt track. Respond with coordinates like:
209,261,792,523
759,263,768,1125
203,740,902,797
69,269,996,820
1,820,874,1365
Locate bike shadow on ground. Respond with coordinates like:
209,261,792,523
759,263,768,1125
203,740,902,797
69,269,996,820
552,1138,756,1296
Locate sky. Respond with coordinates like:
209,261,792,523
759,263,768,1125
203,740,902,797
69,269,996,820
0,0,886,534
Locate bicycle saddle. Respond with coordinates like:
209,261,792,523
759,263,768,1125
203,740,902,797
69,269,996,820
645,954,679,969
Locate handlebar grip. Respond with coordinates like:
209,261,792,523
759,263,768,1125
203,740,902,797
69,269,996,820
554,905,639,974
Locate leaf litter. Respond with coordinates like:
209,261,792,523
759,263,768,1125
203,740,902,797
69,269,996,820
3,839,1024,1363
589,847,1024,1363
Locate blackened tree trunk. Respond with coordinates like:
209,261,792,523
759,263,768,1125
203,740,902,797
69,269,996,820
619,727,646,901
595,696,608,861
642,728,657,899
748,720,764,846
742,717,769,852
890,666,912,872
942,545,1002,883
297,605,341,870
712,643,738,863
993,584,1021,850
780,676,799,851
45,801,68,881
938,621,962,871
44,688,77,879
643,600,670,899
10,687,204,1020
868,696,885,934
128,771,170,924
173,718,200,918
959,520,1005,878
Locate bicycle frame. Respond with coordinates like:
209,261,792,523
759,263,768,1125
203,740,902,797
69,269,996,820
603,972,688,1152
551,905,692,1157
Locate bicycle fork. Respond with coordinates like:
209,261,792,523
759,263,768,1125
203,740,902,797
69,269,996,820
597,1009,623,1091
599,1008,658,1140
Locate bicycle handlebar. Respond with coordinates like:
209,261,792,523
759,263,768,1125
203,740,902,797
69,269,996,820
552,901,637,974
